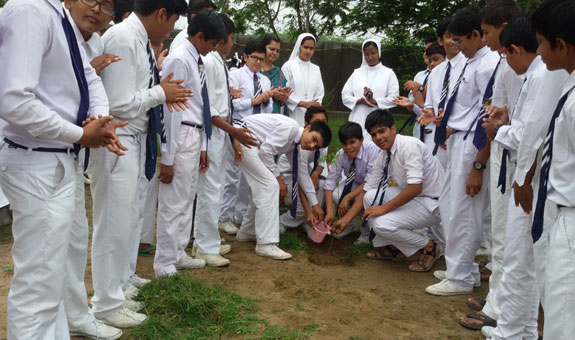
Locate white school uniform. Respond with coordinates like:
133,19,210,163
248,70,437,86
194,51,232,255
342,39,399,142
440,46,499,290
154,40,208,277
89,12,166,318
364,135,444,256
490,57,546,340
542,71,575,340
410,69,431,141
0,0,108,338
234,114,303,244
169,28,188,54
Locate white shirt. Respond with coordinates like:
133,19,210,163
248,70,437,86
169,28,188,53
324,141,381,191
494,56,546,163
65,7,104,61
0,0,108,149
492,55,525,112
241,114,303,177
364,134,445,212
547,71,575,207
424,53,467,115
160,40,207,166
289,147,328,206
282,58,325,126
204,51,231,119
409,68,430,103
229,65,273,120
100,13,166,135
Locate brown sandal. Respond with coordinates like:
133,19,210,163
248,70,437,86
409,241,440,272
367,246,406,262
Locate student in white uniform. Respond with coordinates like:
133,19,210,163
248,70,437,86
233,114,332,259
90,0,189,328
426,6,499,296
281,33,324,126
324,122,380,244
169,0,216,53
342,39,399,142
0,0,125,338
154,10,226,277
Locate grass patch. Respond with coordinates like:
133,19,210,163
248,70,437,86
252,323,318,340
2,265,13,273
0,225,13,243
279,232,307,252
350,242,374,256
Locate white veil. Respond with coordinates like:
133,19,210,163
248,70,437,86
289,33,317,61
360,38,382,68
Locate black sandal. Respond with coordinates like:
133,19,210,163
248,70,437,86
409,241,440,272
367,246,405,262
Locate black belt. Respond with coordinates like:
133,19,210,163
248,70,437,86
182,122,203,129
4,138,74,154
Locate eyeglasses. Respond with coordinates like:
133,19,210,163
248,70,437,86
247,55,265,63
452,32,472,46
80,0,115,18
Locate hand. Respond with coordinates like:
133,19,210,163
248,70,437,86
154,48,168,72
232,127,259,148
330,218,348,234
311,171,320,190
312,204,325,222
158,164,174,184
418,108,435,126
392,96,415,110
363,205,386,221
306,211,318,228
337,196,351,218
199,151,209,173
512,181,534,214
160,72,193,112
466,168,483,197
230,87,243,99
232,139,243,165
104,119,129,156
445,127,455,142
78,116,116,148
432,108,444,126
357,96,376,108
486,104,508,123
403,80,421,92
324,212,334,228
482,117,503,141
90,54,121,75
278,177,287,203
309,99,321,107
274,86,293,104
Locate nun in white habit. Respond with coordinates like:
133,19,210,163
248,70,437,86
281,33,324,126
342,39,399,141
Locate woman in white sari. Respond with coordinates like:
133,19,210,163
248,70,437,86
342,39,399,141
281,33,324,126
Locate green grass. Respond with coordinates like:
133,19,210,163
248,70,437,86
279,232,307,252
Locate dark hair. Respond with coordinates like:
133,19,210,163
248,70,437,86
133,0,188,17
261,33,281,47
532,0,575,48
338,122,363,143
481,0,521,27
189,0,216,14
219,13,235,42
308,121,332,148
425,36,437,45
425,42,446,57
436,17,452,38
244,41,267,56
449,6,482,37
187,10,226,41
301,36,316,46
499,14,538,54
363,41,378,51
365,109,395,133
304,106,328,124
113,0,133,23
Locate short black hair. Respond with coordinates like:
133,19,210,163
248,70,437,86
244,41,266,56
261,33,281,47
425,42,446,57
308,121,332,148
187,9,226,41
113,0,133,23
133,0,187,17
425,36,437,45
481,0,521,27
436,17,452,38
449,6,482,37
363,40,378,51
500,14,538,54
189,0,217,14
338,122,363,143
365,109,395,134
532,0,575,48
304,106,328,124
219,13,235,42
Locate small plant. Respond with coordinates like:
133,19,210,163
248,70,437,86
279,233,307,252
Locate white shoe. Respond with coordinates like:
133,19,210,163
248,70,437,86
69,319,122,340
332,224,355,239
124,298,144,312
128,274,151,288
482,325,495,339
98,307,147,328
124,284,139,300
354,234,370,245
236,230,257,242
255,244,292,260
425,279,473,296
219,221,239,235
279,223,287,235
191,244,231,257
175,256,206,270
476,246,490,257
195,253,230,267
433,270,481,288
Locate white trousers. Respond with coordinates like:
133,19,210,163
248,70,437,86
154,126,202,277
441,132,488,289
219,147,249,223
278,174,325,229
237,144,280,244
194,125,226,254
89,135,141,317
365,186,440,257
0,146,76,340
542,206,575,340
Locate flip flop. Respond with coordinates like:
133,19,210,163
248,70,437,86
458,312,497,330
409,241,440,272
138,246,156,257
466,297,486,311
366,246,405,262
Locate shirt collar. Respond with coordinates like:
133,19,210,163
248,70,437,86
125,12,149,47
356,142,367,161
468,46,490,64
182,38,201,62
448,52,466,68
47,0,65,16
295,127,304,144
242,65,257,77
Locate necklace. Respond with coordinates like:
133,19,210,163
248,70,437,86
298,61,311,100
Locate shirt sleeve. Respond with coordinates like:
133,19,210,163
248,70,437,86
341,72,358,111
364,152,385,192
424,71,436,110
160,57,186,166
296,148,319,206
262,77,274,113
324,149,343,191
375,69,399,109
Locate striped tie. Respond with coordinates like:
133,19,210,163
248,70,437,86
146,43,166,143
198,56,212,139
367,151,392,241
338,158,356,211
290,145,299,218
253,73,262,114
143,42,164,180
438,62,451,111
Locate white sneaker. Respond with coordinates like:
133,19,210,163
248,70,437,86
332,224,355,239
219,221,239,235
354,234,370,245
255,244,292,260
236,230,257,242
98,307,147,328
124,284,139,300
433,270,481,288
191,244,231,257
482,325,495,339
175,256,206,270
128,274,151,288
279,223,287,235
476,246,490,257
69,319,122,340
195,253,230,267
124,298,144,312
425,279,473,296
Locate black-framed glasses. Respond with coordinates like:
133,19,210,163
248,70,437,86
247,54,265,63
80,0,115,17
452,32,472,46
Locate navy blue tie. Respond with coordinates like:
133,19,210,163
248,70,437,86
290,145,299,218
531,87,574,242
497,149,509,194
144,42,163,181
198,56,212,139
367,151,392,241
338,158,356,213
253,73,262,114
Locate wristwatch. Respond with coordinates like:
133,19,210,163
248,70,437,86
493,124,504,137
418,85,425,92
473,161,487,170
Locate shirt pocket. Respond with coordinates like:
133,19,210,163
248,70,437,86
455,76,474,109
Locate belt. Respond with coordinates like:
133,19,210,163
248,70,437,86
182,122,203,129
4,138,74,154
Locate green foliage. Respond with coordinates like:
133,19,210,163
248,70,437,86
279,233,307,252
380,31,426,91
0,0,6,7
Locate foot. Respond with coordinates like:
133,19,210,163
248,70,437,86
480,266,492,282
69,319,122,340
219,221,239,235
236,230,257,242
408,240,440,272
353,234,370,245
466,297,486,311
128,274,151,288
425,279,473,296
433,270,481,288
192,244,231,257
124,298,144,312
138,243,156,257
366,245,406,262
175,256,206,270
255,244,292,260
195,253,231,267
124,284,139,300
458,311,497,330
98,307,147,328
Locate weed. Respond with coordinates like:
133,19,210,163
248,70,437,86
279,233,306,252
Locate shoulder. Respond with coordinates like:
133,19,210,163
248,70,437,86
102,22,136,48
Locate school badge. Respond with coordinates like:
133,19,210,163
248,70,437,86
199,64,205,73
388,177,399,187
